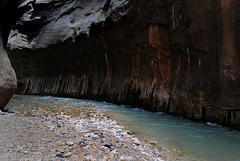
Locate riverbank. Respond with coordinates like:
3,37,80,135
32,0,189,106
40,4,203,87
4,95,240,161
0,96,165,160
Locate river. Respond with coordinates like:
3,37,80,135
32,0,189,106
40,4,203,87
6,95,240,161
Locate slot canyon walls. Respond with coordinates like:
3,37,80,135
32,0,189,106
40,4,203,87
7,0,240,129
0,0,17,111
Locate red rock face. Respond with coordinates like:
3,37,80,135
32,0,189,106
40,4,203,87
7,0,240,129
168,0,240,128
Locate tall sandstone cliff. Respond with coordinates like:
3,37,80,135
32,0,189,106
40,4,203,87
7,0,240,129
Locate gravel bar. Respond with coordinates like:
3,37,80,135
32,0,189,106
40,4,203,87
0,98,166,161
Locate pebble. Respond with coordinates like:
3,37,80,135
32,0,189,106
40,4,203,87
85,155,96,160
63,152,72,157
57,141,65,146
56,153,64,158
133,138,141,146
120,155,134,161
56,148,64,153
98,134,104,138
23,151,28,154
66,141,74,146
149,141,158,145
92,134,99,138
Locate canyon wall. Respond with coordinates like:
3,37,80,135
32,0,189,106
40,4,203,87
0,0,17,111
7,0,240,129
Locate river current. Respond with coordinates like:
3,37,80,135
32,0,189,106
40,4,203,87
7,95,240,161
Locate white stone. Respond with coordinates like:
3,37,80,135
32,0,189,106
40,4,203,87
66,141,74,146
92,134,99,138
63,152,72,157
23,151,28,154
133,138,141,145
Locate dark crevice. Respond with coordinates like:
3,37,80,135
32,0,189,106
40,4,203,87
103,0,111,11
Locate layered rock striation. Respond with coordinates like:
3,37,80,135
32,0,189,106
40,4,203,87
0,0,17,111
7,0,240,129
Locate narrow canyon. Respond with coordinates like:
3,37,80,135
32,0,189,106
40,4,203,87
1,0,240,130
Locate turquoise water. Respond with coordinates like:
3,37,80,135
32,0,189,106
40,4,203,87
9,95,240,161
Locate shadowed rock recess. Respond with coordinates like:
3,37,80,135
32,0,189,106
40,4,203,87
7,0,240,129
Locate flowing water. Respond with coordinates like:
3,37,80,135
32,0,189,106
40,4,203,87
7,95,240,161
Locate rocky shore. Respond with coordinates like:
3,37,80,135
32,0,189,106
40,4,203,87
0,96,165,161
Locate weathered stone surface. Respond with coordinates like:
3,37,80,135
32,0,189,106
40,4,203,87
7,0,130,49
7,0,240,129
0,34,17,111
0,0,17,111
